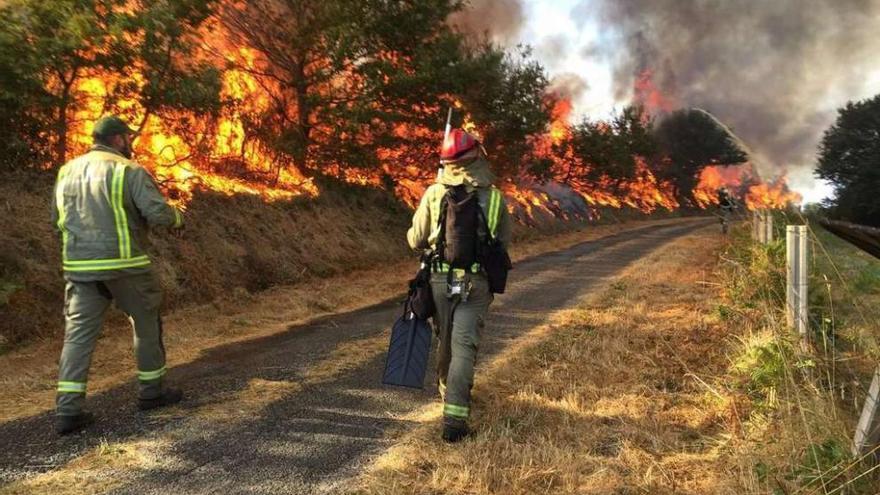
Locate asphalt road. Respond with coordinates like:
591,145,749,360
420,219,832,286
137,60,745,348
0,217,711,494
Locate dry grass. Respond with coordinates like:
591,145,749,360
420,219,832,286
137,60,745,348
717,220,880,494
0,217,679,424
351,225,741,495
0,438,169,495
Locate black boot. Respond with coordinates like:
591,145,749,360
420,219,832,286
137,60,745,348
442,416,470,443
56,412,95,435
139,387,184,411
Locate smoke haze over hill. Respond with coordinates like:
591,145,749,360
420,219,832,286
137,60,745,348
454,0,880,199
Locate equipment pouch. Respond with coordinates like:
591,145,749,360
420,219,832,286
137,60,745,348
482,239,512,294
407,262,435,320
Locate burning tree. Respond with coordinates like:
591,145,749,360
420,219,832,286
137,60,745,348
651,108,748,203
0,0,800,217
0,0,221,169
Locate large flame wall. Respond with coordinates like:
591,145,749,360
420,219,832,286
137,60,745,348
57,19,798,220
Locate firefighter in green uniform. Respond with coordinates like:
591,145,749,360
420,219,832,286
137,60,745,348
407,129,512,442
52,116,185,435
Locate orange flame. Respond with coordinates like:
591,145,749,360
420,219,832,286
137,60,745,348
54,16,796,222
64,41,317,206
694,164,801,210
634,69,677,115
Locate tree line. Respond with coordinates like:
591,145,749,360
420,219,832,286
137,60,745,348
0,0,749,206
815,93,880,226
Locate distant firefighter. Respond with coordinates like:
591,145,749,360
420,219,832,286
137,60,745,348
718,186,736,234
52,115,185,435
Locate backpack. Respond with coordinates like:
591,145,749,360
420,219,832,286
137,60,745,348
436,185,482,270
435,185,512,293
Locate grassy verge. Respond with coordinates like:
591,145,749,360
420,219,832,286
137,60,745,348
351,225,740,494
351,216,880,495
714,216,880,494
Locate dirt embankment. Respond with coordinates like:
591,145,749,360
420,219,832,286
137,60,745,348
1,170,657,350
1,171,416,348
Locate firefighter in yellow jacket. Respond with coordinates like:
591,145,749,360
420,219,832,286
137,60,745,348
52,116,185,435
407,129,512,442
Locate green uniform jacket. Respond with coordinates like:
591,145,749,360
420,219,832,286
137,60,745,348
407,156,512,254
51,145,183,281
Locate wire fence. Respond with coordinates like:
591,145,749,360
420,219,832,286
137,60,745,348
730,208,880,494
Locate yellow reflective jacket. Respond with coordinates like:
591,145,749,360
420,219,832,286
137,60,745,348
51,145,183,281
407,156,512,254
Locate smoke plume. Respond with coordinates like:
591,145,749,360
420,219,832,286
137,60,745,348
584,0,880,186
448,0,525,45
549,72,590,101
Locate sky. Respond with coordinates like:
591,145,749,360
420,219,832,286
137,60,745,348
477,0,880,204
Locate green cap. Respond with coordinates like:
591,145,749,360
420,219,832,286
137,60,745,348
92,115,135,139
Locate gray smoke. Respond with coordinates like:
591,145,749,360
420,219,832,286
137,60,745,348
582,0,880,185
549,72,590,101
448,0,525,45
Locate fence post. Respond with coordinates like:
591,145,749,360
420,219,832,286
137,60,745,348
753,211,761,242
853,365,880,458
753,210,774,244
763,211,774,244
786,225,809,347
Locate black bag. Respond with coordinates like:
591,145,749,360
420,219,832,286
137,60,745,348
436,185,481,269
382,306,432,389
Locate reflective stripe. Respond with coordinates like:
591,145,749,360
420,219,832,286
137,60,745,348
111,164,131,259
63,255,151,272
138,366,166,382
57,381,86,393
436,262,481,273
443,403,470,419
55,165,70,262
487,188,501,237
173,208,183,228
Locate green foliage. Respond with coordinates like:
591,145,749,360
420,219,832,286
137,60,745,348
715,304,733,321
816,93,880,226
853,264,880,294
569,105,655,184
733,335,789,408
652,108,748,202
220,0,525,175
721,230,787,313
0,0,220,167
458,47,552,179
793,439,849,487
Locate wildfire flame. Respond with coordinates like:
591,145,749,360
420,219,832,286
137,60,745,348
64,33,317,206
55,16,799,222
634,69,677,115
693,164,802,211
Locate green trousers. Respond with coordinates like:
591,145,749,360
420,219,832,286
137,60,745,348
56,272,167,416
431,272,492,422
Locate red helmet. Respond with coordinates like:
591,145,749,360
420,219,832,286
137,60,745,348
441,129,479,161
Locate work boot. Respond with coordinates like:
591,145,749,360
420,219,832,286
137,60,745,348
56,412,95,436
442,416,470,443
138,387,184,411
